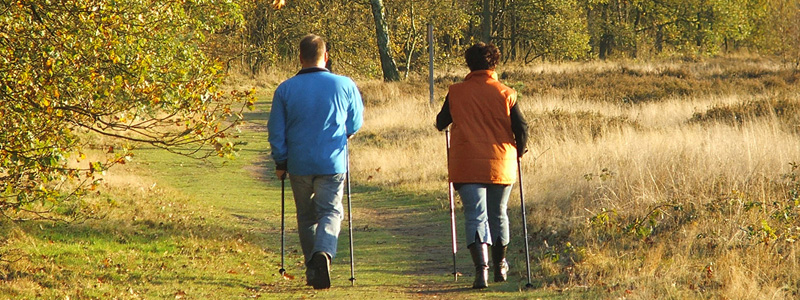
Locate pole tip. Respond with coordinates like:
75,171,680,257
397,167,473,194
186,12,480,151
525,283,534,288
279,268,286,275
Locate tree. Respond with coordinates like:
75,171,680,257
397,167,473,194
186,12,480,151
0,0,253,220
383,0,470,76
481,0,492,43
505,0,590,61
241,0,379,76
262,0,404,80
749,0,800,66
370,0,402,81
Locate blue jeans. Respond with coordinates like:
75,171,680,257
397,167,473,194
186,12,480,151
289,173,345,265
457,183,513,247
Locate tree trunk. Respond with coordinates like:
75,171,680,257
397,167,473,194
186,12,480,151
402,1,418,79
655,25,663,54
509,0,517,61
481,0,491,43
370,0,401,82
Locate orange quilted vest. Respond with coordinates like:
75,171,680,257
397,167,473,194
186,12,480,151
448,70,518,184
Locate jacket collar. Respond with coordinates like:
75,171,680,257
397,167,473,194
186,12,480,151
464,69,498,81
297,67,330,75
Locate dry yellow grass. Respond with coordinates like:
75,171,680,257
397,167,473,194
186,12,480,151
350,57,800,298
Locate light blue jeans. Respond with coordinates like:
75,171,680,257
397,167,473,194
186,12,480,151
457,183,513,247
289,173,345,265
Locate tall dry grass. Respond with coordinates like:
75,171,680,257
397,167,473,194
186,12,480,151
350,57,800,298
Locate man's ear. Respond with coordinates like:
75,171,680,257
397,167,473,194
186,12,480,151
323,51,329,63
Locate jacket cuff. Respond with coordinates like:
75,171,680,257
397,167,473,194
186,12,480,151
275,161,287,171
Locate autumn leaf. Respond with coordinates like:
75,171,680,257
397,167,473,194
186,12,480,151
174,290,186,299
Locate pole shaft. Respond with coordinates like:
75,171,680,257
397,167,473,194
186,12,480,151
346,143,356,285
518,157,533,287
280,178,286,274
446,130,458,281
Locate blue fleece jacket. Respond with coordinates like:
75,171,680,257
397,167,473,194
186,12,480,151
267,68,364,176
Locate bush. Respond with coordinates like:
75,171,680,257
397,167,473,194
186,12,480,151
529,110,640,142
690,96,800,132
501,58,799,104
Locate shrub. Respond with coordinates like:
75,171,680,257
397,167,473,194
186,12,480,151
529,110,640,142
690,96,800,132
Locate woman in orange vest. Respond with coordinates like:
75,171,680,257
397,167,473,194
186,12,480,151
435,42,528,289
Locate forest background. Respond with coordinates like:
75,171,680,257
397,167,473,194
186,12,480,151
2,0,800,299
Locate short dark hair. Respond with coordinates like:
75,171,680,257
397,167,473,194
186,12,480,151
299,34,326,63
464,42,500,71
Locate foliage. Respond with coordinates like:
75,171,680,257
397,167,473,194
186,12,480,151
236,1,798,73
0,0,254,221
385,0,471,73
240,0,381,75
501,0,591,61
748,0,800,66
239,0,471,77
583,0,786,58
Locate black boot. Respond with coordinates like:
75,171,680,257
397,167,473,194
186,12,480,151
492,244,508,282
469,243,489,289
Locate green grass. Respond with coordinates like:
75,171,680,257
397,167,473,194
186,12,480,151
0,98,594,299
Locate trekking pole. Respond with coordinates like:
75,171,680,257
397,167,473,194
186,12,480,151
517,156,533,288
345,142,356,286
445,129,458,281
279,176,286,277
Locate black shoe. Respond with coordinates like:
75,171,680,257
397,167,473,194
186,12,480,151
310,252,331,289
469,243,489,289
492,244,508,282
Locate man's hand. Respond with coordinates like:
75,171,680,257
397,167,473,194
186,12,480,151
276,170,287,180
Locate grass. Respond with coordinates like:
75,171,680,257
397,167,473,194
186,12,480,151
1,56,799,299
0,92,567,299
345,56,800,299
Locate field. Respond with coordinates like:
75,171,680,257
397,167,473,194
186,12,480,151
1,56,799,299
353,55,800,299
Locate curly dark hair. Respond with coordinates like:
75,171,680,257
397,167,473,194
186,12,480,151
464,42,500,71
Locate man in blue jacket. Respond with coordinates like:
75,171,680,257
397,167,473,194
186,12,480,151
267,34,364,290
